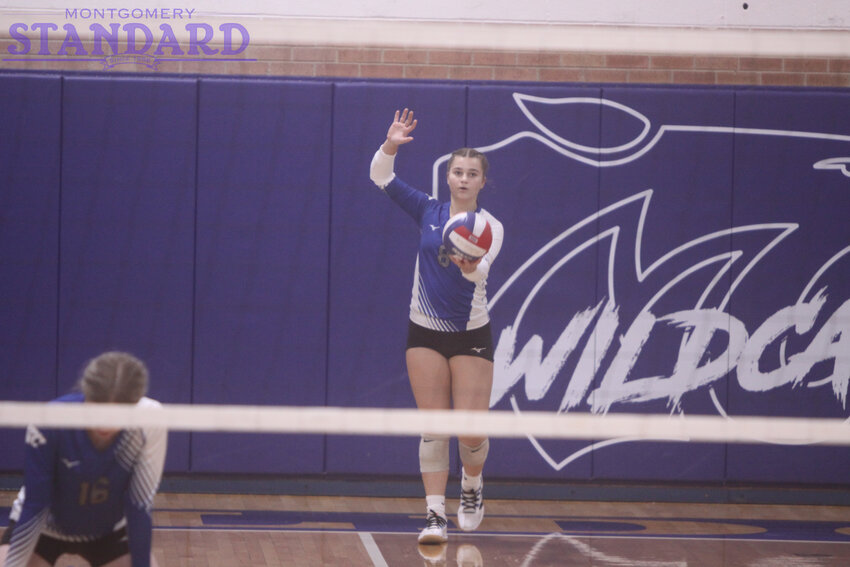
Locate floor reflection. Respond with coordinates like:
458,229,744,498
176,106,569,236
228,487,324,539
427,532,850,567
418,542,483,566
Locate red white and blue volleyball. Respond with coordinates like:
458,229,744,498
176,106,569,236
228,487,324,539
442,212,493,261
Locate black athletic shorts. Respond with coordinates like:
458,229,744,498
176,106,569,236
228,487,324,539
1,521,130,567
406,321,494,362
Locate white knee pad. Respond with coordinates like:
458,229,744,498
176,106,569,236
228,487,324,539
459,439,489,469
419,435,450,473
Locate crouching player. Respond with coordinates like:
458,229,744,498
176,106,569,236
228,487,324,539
0,352,167,567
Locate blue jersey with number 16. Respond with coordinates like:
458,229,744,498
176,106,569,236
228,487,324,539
5,393,166,567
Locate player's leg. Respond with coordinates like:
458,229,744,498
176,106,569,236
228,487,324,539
449,354,493,531
101,555,131,567
407,346,452,543
26,555,52,567
450,354,492,474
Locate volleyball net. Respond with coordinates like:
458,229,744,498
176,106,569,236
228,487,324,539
0,401,848,446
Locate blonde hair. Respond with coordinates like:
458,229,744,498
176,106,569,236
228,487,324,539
78,351,148,404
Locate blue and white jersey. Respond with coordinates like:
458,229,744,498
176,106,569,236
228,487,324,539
5,393,167,567
380,174,504,332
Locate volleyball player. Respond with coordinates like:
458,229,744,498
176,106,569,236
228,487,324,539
370,108,504,543
0,352,167,567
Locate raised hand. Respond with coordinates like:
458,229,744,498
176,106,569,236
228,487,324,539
383,108,418,154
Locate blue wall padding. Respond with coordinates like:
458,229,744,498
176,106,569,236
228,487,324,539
586,87,737,482
0,75,62,469
725,89,850,483
191,79,333,472
1,70,849,487
56,76,197,471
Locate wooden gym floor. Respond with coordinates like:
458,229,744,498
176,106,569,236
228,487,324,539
4,490,850,566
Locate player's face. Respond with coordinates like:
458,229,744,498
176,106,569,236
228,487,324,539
84,398,123,448
88,427,121,449
447,157,485,206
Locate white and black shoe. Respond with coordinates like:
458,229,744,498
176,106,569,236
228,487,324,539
457,477,484,531
418,508,448,544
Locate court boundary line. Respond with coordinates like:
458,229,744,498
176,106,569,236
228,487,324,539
358,532,389,567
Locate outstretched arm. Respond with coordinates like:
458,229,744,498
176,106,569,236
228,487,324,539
370,108,418,188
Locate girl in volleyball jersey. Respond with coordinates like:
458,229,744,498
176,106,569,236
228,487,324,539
370,109,504,544
0,352,167,567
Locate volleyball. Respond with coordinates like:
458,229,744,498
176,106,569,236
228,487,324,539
442,212,493,261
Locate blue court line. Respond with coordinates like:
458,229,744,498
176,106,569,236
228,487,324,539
155,508,850,543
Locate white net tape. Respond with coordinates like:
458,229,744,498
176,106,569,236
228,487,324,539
0,402,848,445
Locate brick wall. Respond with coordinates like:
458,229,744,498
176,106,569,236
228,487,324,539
2,38,849,87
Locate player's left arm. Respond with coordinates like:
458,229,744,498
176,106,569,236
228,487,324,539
124,398,167,567
460,211,504,283
5,426,57,567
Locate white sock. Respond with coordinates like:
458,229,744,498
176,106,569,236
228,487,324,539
461,468,482,491
425,495,446,517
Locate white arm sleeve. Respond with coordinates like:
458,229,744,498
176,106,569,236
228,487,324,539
462,257,491,283
133,397,167,509
369,146,396,188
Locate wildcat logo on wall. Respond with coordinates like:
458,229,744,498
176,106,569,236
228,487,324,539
432,93,850,471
